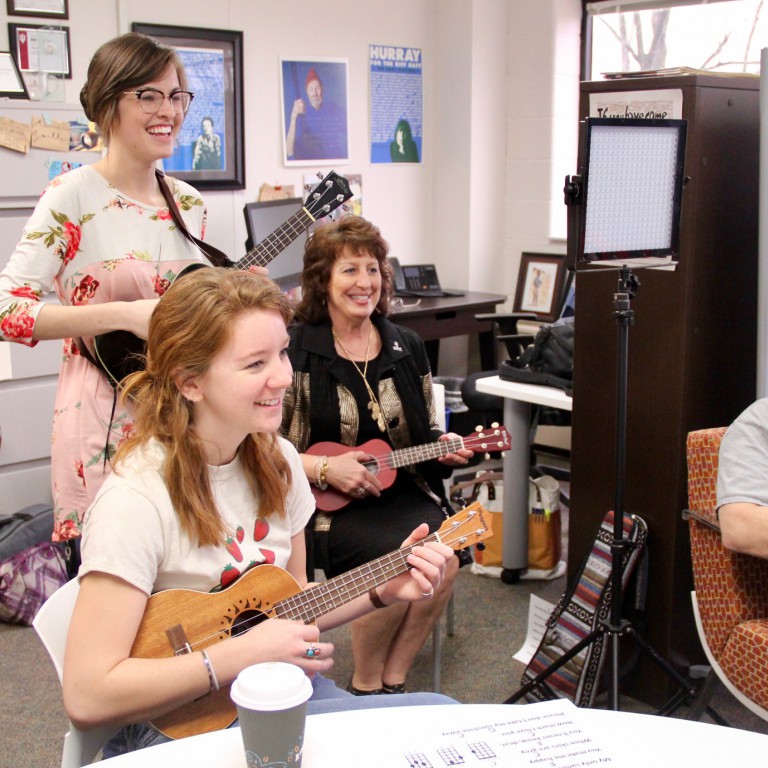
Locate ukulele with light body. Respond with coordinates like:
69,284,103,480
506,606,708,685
129,502,493,739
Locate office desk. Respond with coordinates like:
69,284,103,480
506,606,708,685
389,290,506,372
91,701,768,767
475,375,572,582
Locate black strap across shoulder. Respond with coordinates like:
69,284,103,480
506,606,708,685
154,169,232,268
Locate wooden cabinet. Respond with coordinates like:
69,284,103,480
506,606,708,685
568,75,759,704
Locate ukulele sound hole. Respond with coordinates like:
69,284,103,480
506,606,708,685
363,459,380,476
231,608,267,637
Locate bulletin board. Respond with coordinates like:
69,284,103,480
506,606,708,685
0,100,99,201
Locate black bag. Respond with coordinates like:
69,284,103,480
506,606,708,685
0,504,54,561
499,316,573,394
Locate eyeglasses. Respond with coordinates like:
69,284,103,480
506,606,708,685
122,88,195,115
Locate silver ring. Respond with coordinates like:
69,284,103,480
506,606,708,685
305,644,320,659
356,487,366,497
421,588,435,598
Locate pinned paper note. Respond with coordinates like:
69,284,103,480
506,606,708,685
0,116,32,153
31,115,69,151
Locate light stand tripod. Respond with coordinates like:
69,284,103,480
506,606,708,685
506,266,696,711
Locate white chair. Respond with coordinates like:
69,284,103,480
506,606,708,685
431,382,456,692
32,578,115,768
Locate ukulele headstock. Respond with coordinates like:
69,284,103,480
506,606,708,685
464,424,511,453
304,171,353,220
436,501,493,551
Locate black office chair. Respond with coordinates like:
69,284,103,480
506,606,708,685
462,312,536,427
462,312,570,471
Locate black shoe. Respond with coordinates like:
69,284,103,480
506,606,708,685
382,682,407,694
347,682,384,696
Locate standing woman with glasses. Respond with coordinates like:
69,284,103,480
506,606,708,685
0,33,207,548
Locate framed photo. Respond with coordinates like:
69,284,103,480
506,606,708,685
132,23,245,191
9,23,71,78
6,0,68,19
513,253,567,322
0,50,29,98
559,270,575,319
280,57,349,165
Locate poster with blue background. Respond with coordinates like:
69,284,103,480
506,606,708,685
370,45,423,164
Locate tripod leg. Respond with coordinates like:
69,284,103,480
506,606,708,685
623,625,696,695
505,627,605,704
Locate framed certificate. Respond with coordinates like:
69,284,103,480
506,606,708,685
0,50,29,98
6,0,68,19
9,23,71,78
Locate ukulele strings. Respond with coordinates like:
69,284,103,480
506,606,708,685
176,514,487,652
241,209,313,269
358,431,505,471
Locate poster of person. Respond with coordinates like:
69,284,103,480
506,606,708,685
162,46,226,173
369,44,423,164
280,58,349,165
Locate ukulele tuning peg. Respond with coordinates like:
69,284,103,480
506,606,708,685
475,425,483,433
491,421,499,429
342,203,351,212
316,171,324,179
303,184,313,193
484,452,491,461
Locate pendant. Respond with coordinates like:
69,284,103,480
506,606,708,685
368,400,387,432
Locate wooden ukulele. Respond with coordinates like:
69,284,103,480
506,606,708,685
92,170,352,386
130,502,492,739
307,425,511,512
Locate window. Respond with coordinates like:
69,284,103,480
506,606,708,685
586,0,765,79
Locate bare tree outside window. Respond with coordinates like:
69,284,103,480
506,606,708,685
590,0,764,78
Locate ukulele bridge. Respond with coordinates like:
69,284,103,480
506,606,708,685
166,624,192,655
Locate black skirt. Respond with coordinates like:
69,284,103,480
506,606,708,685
323,472,445,578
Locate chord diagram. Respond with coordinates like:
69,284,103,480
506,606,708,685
468,742,496,760
405,752,432,768
437,746,465,765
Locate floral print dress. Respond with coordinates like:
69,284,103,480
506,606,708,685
0,165,208,540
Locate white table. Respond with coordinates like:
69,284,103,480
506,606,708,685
474,375,573,581
89,701,768,767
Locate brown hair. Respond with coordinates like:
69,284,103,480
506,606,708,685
296,215,393,324
115,268,295,547
80,32,189,145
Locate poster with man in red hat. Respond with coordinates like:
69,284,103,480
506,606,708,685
281,58,349,164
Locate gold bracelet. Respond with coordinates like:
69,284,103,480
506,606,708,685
369,588,387,610
317,455,329,490
201,649,220,693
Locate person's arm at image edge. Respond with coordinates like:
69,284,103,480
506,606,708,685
718,502,768,558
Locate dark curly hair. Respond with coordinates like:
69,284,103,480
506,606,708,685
296,216,393,323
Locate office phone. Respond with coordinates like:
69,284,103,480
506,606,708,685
388,257,464,298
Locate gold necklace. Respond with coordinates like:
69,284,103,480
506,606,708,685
332,324,387,432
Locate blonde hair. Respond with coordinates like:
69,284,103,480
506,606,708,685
80,32,189,145
115,268,295,547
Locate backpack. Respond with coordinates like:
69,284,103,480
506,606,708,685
499,316,574,394
512,510,648,706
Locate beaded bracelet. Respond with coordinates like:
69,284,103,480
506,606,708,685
201,649,220,693
312,456,323,488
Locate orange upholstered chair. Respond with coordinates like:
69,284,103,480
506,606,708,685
684,427,768,721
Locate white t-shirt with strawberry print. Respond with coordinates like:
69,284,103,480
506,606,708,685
79,436,315,595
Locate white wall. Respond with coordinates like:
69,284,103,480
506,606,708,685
0,0,580,301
